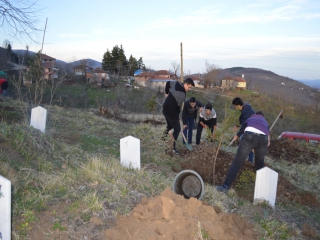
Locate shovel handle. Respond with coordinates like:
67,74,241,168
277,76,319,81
269,109,283,132
227,138,236,148
181,131,188,143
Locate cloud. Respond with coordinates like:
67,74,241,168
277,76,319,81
143,0,320,30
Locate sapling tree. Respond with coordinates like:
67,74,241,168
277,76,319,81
211,103,239,185
145,95,157,122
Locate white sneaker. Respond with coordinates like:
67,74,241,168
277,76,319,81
172,148,180,155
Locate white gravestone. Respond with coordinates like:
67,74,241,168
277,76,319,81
120,136,140,170
0,175,11,240
254,167,278,208
30,106,47,133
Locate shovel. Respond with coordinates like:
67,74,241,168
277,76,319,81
181,131,193,151
226,138,236,150
269,109,283,132
180,101,193,151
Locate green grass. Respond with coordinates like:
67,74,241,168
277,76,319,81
1,85,319,239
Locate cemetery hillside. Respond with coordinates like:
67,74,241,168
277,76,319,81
0,75,320,240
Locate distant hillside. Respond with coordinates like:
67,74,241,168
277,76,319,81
13,49,102,72
296,79,320,89
216,67,320,107
68,59,101,69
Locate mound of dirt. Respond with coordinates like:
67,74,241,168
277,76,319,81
105,187,258,240
268,139,319,164
174,142,320,208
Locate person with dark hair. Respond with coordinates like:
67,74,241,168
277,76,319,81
0,76,8,96
182,97,204,145
162,78,195,154
216,110,270,193
196,103,217,145
232,97,255,162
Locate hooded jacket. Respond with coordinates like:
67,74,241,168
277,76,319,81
182,99,204,125
163,81,186,119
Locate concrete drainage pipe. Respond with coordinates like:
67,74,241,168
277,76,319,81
172,170,205,200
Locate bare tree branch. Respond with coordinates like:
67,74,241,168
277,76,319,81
170,61,180,81
0,0,42,42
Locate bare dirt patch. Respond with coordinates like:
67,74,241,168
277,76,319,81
268,138,319,164
173,142,320,208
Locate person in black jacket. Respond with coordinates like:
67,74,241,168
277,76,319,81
196,103,217,145
162,78,195,154
232,97,255,162
182,97,204,144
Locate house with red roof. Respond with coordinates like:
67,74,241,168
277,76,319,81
73,65,93,76
221,75,246,90
134,70,176,92
39,53,59,80
86,67,110,86
234,75,246,89
134,71,155,86
23,53,59,84
185,75,204,88
135,71,205,92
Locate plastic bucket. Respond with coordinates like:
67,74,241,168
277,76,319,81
172,170,205,200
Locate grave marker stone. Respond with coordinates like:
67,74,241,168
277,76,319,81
120,136,140,170
0,175,11,240
254,167,278,208
30,106,47,133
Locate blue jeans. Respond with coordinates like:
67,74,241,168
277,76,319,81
248,151,254,163
183,117,195,144
223,132,268,188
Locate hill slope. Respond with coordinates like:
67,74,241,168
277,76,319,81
217,67,319,107
296,79,320,89
13,49,102,72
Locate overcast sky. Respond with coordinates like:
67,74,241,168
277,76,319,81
2,0,320,80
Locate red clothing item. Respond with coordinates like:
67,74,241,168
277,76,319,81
0,78,8,94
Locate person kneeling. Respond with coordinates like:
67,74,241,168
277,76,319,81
196,103,217,145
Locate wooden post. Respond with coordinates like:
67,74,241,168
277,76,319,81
180,42,183,82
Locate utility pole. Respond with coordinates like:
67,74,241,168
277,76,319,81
180,42,183,83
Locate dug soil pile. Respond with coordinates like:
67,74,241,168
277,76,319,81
268,138,319,164
105,187,257,240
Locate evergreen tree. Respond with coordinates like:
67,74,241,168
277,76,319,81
118,45,127,75
128,55,138,75
111,45,120,75
102,45,145,76
102,49,112,72
138,57,145,70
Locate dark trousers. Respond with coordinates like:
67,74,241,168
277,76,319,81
240,134,255,163
223,132,268,188
163,113,181,149
196,118,215,145
183,117,195,144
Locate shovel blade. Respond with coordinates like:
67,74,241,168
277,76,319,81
185,143,193,151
